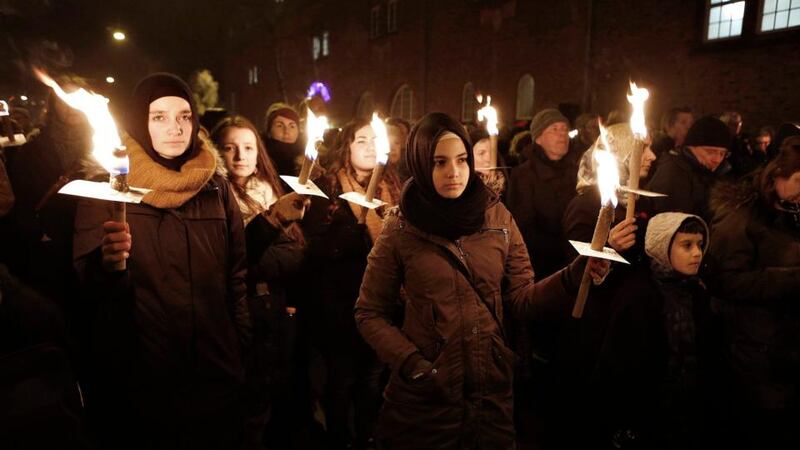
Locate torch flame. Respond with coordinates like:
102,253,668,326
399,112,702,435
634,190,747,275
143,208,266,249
34,68,126,174
477,95,499,136
304,107,330,161
595,122,620,207
370,113,390,166
627,82,649,140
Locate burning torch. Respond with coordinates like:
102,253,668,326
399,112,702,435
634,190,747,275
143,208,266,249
477,94,499,169
339,113,391,223
624,82,649,221
281,107,330,198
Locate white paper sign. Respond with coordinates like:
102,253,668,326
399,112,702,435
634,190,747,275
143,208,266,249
619,185,667,198
338,191,386,209
58,180,150,204
569,240,630,264
280,175,329,199
0,134,27,147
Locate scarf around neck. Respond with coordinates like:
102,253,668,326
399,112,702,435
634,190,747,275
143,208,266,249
126,133,217,209
338,168,396,243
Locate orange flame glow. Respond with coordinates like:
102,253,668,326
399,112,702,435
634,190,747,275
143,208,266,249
477,95,499,136
34,68,126,174
370,113,390,166
304,107,329,161
596,122,620,207
627,82,649,140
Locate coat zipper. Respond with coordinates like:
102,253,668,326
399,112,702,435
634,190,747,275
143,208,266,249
481,227,509,243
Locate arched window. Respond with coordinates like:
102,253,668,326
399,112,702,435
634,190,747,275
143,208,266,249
516,74,535,120
356,91,375,120
390,84,414,121
461,82,477,123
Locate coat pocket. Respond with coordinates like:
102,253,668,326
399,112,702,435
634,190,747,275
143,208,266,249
486,334,518,393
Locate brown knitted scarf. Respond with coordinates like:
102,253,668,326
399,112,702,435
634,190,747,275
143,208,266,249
125,133,217,209
337,168,396,243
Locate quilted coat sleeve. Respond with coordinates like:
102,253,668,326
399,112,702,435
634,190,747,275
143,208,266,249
354,217,419,372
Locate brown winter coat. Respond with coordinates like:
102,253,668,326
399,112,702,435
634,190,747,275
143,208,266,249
73,135,249,444
355,201,578,449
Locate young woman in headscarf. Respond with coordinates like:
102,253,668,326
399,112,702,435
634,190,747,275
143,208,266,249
211,114,309,450
300,117,402,449
73,73,250,449
354,112,607,449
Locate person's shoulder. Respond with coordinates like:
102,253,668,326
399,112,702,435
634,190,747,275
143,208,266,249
485,201,513,228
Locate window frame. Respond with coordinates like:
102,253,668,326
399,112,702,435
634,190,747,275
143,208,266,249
758,0,800,33
390,84,414,122
461,82,477,123
370,4,382,39
515,74,535,120
387,0,398,33
704,0,747,42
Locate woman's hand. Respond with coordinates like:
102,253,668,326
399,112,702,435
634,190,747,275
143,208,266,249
267,192,311,225
101,221,131,271
587,257,611,284
608,218,638,253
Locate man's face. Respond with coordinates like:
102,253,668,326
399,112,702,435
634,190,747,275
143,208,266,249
754,135,771,154
581,120,600,145
688,145,729,172
535,122,570,161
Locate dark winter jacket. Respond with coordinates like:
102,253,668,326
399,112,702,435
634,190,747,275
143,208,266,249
73,135,249,447
354,202,581,449
300,176,377,353
645,147,727,223
507,144,579,278
707,179,800,410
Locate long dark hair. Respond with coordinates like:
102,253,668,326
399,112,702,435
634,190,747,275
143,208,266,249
325,118,402,195
211,115,305,245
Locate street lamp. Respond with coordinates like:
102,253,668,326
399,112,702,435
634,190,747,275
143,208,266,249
112,31,126,41
20,95,28,101
106,76,115,84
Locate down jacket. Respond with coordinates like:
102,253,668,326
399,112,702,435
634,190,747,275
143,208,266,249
354,201,578,449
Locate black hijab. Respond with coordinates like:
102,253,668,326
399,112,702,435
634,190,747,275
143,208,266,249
400,112,492,240
128,73,201,171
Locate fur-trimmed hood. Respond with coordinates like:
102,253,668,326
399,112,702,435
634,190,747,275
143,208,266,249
709,173,760,222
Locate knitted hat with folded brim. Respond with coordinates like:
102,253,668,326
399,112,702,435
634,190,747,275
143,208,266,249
683,116,732,149
530,108,569,140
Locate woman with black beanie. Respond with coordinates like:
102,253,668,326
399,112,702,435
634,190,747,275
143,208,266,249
354,112,607,449
73,73,250,449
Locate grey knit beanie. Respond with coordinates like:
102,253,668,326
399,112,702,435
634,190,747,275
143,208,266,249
530,108,569,139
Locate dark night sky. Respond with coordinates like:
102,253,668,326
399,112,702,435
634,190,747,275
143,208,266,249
1,0,273,105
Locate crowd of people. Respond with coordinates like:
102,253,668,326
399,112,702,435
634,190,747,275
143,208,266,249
1,71,799,450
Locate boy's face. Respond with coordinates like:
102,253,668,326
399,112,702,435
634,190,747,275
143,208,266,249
670,232,704,276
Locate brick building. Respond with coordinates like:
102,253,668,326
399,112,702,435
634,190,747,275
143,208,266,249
221,0,800,133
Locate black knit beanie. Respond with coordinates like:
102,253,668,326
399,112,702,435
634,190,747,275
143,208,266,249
530,108,568,139
683,116,732,149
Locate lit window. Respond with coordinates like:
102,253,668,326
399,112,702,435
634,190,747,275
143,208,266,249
387,0,398,33
312,36,321,60
322,31,330,57
706,0,746,40
761,0,800,32
461,82,477,123
371,5,382,38
391,85,414,121
248,68,254,85
253,66,259,84
516,74,535,120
